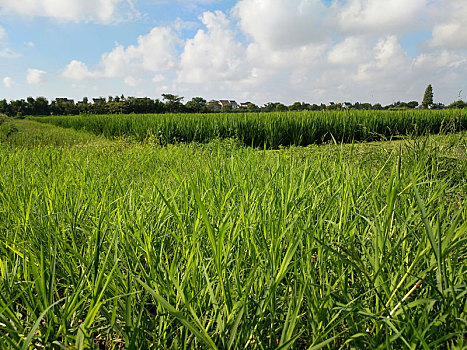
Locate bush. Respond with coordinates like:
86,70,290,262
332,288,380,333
0,113,8,125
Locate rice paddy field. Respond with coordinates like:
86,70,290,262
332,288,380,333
0,112,466,349
31,109,467,148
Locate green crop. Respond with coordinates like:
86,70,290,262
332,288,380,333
0,121,465,348
31,109,467,148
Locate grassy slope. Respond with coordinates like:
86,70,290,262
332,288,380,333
0,118,108,148
0,120,466,349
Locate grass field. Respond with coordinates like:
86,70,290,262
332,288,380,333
0,119,466,349
31,109,467,148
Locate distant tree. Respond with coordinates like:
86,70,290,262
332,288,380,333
34,97,50,115
372,103,383,110
26,96,35,114
262,102,277,112
326,103,340,111
0,99,10,116
162,94,184,113
422,84,433,108
275,103,288,112
289,102,304,111
221,104,233,113
10,99,28,116
185,97,207,113
447,100,466,109
247,103,259,112
407,101,419,109
206,100,220,112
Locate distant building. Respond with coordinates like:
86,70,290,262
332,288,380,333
219,100,230,108
218,100,239,109
240,102,252,108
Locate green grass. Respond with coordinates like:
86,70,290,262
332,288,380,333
31,109,467,148
0,121,466,348
0,119,108,148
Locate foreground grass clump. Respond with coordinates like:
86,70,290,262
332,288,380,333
0,130,466,348
32,109,467,148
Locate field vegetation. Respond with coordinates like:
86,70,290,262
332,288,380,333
32,109,467,148
0,118,466,349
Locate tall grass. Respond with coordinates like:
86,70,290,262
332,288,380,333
0,134,466,348
32,109,467,148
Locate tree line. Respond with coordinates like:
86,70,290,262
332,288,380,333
1,91,465,117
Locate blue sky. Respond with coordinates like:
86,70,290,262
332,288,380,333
0,0,466,105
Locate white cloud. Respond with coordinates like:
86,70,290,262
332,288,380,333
100,27,179,78
327,36,370,65
3,76,15,88
353,36,409,82
178,11,249,84
62,60,98,80
57,2,467,105
0,0,137,24
234,0,327,50
152,74,167,83
64,26,180,83
124,76,142,87
334,0,428,35
429,1,467,49
414,50,467,70
26,68,46,84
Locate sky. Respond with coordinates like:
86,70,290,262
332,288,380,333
0,0,466,105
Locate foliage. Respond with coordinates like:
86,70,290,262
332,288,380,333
447,100,467,109
0,127,466,348
185,97,207,113
162,94,185,113
32,109,467,148
422,84,434,108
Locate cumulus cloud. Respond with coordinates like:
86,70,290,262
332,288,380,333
62,60,98,80
354,36,409,82
178,11,249,84
429,1,467,49
58,1,467,105
63,26,180,83
152,74,167,83
334,0,428,35
26,68,46,84
100,27,179,77
0,0,137,24
327,37,370,65
234,0,327,50
3,76,15,88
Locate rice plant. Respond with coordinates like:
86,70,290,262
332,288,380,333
0,125,465,348
31,109,467,148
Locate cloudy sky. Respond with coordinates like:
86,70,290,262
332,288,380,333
0,0,466,105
